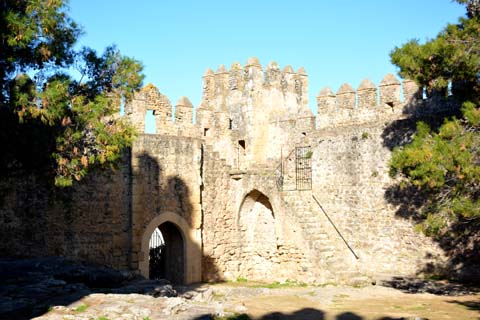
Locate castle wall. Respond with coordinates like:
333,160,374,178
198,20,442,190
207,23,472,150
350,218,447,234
0,58,462,285
198,65,455,284
200,154,311,282
0,156,132,270
129,134,203,283
308,123,446,280
0,134,203,283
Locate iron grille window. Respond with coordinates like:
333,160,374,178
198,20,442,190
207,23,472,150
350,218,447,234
295,146,312,190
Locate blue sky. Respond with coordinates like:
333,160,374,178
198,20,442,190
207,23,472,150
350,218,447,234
69,0,465,115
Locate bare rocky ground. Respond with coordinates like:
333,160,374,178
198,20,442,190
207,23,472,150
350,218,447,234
1,258,479,320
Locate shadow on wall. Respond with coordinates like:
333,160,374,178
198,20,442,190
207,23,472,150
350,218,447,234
381,101,480,284
136,152,194,223
135,151,224,284
135,152,191,284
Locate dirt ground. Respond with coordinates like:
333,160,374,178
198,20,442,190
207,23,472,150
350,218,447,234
216,284,480,319
36,282,480,320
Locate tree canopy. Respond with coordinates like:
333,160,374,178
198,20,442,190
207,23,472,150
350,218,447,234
389,0,479,238
0,0,144,186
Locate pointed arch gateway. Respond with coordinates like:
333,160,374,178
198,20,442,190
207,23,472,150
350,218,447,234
237,190,277,281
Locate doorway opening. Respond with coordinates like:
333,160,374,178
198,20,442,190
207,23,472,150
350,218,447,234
238,190,276,280
148,221,185,284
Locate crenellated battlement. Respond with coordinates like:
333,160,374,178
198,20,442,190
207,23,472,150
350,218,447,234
125,58,312,139
125,60,458,158
200,57,309,112
316,74,454,130
124,84,199,137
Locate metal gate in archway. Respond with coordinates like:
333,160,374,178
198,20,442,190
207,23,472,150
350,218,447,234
149,227,165,280
148,222,185,284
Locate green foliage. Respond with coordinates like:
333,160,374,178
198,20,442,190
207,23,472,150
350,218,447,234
253,279,308,289
389,1,480,237
74,304,88,312
390,103,480,237
0,0,143,186
235,277,248,282
390,6,480,100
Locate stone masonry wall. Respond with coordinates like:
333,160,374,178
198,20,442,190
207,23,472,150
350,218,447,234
0,155,132,270
0,134,204,283
129,134,203,281
308,123,446,281
201,153,312,282
0,58,462,286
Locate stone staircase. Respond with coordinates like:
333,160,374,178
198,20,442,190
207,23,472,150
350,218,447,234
281,190,369,284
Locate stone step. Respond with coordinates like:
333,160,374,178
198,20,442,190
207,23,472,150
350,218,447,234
304,231,329,238
313,243,336,251
298,217,318,223
301,225,325,232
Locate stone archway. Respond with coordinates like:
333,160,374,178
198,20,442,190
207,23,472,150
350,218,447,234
139,212,201,284
238,190,276,280
148,221,185,284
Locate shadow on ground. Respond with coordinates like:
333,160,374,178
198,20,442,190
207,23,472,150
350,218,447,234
192,309,425,320
0,257,176,320
449,300,480,311
380,276,480,296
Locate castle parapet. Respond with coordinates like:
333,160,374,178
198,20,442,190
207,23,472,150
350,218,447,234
175,97,193,124
125,84,173,133
315,74,455,130
244,57,263,91
201,68,215,107
297,67,308,108
357,79,377,108
379,73,401,109
201,58,309,114
337,83,356,109
402,79,422,103
264,61,281,88
229,62,244,91
126,84,203,137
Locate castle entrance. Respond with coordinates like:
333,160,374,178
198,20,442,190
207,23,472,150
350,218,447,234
148,221,185,284
238,190,276,280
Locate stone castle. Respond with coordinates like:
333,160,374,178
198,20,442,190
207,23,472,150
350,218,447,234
0,58,453,285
